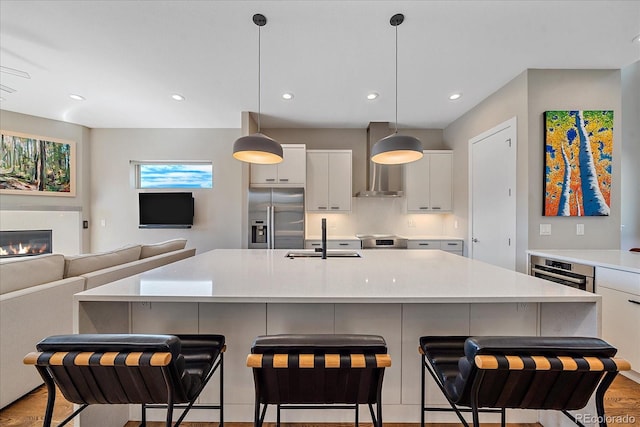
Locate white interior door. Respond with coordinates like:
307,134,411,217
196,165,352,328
469,118,517,270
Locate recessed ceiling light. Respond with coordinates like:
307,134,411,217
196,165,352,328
448,93,462,100
633,34,640,43
282,92,294,100
367,92,379,100
69,94,85,101
172,94,185,101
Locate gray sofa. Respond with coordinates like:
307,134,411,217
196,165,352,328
0,238,195,408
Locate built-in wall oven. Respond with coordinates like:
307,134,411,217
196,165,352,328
529,255,595,293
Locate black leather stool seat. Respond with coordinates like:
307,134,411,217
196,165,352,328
25,333,225,427
247,334,391,427
418,335,630,427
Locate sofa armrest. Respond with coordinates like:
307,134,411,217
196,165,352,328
82,248,196,290
0,276,85,408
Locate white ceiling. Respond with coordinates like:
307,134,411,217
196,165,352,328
1,1,639,130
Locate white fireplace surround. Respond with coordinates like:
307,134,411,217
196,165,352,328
0,209,82,256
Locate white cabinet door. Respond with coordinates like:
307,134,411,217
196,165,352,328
599,286,640,369
276,145,306,184
306,151,330,210
406,154,430,211
306,150,352,212
251,144,306,186
406,150,452,213
429,153,452,211
250,163,278,185
327,151,352,211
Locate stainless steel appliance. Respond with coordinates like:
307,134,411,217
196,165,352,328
357,234,408,249
529,255,595,292
248,188,304,249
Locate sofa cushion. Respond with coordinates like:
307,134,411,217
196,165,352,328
64,245,141,278
0,254,65,295
140,239,187,259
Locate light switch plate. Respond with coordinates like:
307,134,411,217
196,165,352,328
540,224,551,236
576,223,585,235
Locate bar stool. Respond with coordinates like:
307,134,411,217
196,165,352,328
246,334,391,427
24,333,225,427
418,335,630,427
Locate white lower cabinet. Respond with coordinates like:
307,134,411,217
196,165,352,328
408,239,463,256
305,239,361,250
597,267,640,370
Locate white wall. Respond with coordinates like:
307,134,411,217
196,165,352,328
621,61,640,250
526,69,622,250
443,69,623,271
89,128,243,253
0,110,92,252
443,71,529,268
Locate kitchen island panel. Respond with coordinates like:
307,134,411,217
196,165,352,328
470,302,538,335
131,301,198,334
266,303,335,334
76,300,129,334
334,304,402,404
401,303,470,406
540,301,599,337
198,303,267,407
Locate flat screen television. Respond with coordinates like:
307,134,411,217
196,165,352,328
139,192,194,228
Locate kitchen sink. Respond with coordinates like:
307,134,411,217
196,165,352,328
285,249,361,258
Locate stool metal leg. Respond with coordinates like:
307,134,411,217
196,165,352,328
421,355,426,427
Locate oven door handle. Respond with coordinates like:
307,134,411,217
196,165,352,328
531,267,586,284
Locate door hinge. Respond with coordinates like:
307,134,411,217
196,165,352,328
507,138,512,147
508,188,512,196
508,238,511,246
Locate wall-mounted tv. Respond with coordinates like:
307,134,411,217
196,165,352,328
139,192,194,228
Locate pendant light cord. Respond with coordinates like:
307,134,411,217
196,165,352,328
257,23,261,133
394,22,398,134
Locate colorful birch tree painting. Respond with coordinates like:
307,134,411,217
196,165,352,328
544,110,613,216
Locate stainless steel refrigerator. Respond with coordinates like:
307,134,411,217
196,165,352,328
248,188,305,249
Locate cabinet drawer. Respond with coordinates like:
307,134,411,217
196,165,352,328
597,267,640,296
441,240,463,252
407,241,441,250
305,240,361,250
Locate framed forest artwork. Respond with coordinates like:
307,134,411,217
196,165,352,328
0,130,76,197
544,110,613,216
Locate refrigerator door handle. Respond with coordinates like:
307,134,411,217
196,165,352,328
270,205,275,249
266,206,271,249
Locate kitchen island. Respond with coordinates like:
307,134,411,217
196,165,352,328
75,249,601,426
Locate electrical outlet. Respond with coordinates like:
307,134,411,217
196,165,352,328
517,302,528,312
540,224,551,235
576,224,584,235
407,219,416,228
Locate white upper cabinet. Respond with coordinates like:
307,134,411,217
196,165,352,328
250,144,306,186
406,150,453,212
306,150,352,212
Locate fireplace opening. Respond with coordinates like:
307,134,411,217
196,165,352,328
0,230,53,258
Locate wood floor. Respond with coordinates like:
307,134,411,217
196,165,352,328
1,375,639,427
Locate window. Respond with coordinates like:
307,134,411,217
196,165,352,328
133,162,213,189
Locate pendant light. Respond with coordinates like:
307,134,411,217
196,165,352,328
371,14,423,165
233,14,283,164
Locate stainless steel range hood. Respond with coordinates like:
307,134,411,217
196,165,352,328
356,122,405,197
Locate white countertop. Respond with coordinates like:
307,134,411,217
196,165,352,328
528,249,640,274
77,249,598,304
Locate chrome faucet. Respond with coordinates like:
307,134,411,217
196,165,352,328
321,218,327,259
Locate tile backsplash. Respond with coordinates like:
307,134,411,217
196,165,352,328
305,197,448,238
